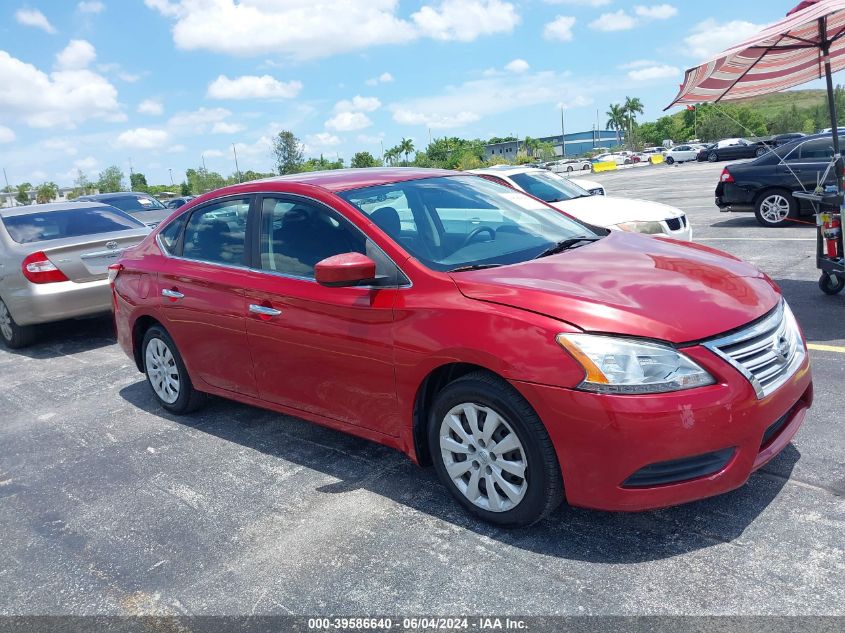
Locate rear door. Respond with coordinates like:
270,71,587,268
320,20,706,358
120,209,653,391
157,196,258,397
777,138,836,190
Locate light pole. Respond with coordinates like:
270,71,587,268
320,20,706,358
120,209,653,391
168,168,174,187
560,106,566,158
232,144,241,183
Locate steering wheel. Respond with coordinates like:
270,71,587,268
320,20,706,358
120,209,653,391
461,226,495,248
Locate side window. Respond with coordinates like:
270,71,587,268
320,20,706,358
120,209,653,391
182,198,250,266
158,213,186,254
798,140,834,161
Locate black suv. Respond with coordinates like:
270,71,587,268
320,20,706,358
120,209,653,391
715,134,838,227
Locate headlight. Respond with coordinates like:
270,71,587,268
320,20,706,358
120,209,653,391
614,220,666,235
556,334,715,394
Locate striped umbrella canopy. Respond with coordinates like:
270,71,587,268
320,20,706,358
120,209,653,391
668,0,845,108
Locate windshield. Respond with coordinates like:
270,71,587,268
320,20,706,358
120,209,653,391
509,171,590,203
339,175,597,272
2,205,145,244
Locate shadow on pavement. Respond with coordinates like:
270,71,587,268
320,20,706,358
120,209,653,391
774,278,845,343
2,315,115,359
120,380,799,565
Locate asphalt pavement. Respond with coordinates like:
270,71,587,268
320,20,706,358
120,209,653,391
1,161,843,619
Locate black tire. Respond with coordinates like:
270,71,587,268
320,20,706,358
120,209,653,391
582,164,591,171
754,189,798,228
819,273,845,295
566,166,574,173
755,147,768,157
665,156,675,165
428,371,564,527
0,298,37,349
708,152,719,162
141,325,206,414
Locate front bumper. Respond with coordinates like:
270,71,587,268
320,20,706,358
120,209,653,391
5,278,113,326
513,345,812,512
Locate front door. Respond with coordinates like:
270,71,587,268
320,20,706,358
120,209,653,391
244,195,403,436
158,196,258,397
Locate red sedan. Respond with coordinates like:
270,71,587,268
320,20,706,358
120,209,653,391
111,168,812,526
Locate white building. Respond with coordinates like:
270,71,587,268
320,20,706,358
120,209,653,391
0,186,100,208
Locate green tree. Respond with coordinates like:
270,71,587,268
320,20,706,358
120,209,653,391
606,103,626,146
130,172,149,191
350,151,381,168
35,182,59,204
180,181,191,196
271,130,305,175
623,96,645,149
241,170,274,182
399,138,415,165
97,165,125,193
15,183,31,205
384,146,401,166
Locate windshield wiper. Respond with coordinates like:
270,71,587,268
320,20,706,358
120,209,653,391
448,263,503,273
534,236,600,259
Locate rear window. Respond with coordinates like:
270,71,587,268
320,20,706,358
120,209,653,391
97,195,166,213
1,206,145,244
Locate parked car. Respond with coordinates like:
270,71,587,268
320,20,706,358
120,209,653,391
470,166,689,240
77,192,171,227
549,158,592,173
769,133,806,147
592,153,632,166
0,202,150,348
664,144,701,164
165,196,196,210
112,167,811,526
697,138,771,162
567,177,605,196
716,133,840,227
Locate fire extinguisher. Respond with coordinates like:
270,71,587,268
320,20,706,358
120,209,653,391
821,212,842,258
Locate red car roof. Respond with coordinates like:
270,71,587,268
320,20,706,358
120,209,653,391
242,167,459,193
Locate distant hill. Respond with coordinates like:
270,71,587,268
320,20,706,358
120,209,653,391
732,89,827,118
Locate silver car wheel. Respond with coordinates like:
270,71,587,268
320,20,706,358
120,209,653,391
0,301,12,342
145,337,180,404
439,403,528,513
760,195,790,224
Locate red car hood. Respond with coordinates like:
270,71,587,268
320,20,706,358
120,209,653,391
451,232,780,343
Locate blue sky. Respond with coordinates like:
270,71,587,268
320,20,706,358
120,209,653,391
0,1,813,187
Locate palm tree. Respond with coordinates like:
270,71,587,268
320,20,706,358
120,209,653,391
623,96,645,149
384,146,400,166
606,103,626,146
399,138,415,165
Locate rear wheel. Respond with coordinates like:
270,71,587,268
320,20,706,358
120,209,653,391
428,371,563,527
142,326,206,414
0,299,37,349
819,273,845,295
754,189,797,227
566,166,574,173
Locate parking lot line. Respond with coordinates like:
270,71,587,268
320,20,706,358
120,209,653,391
807,343,845,354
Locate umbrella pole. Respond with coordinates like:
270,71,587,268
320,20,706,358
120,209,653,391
820,18,842,187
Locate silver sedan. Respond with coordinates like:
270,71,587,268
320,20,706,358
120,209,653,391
0,202,150,348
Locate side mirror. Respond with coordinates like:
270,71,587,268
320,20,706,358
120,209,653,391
315,252,378,287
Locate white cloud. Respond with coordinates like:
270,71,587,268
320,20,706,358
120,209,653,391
366,72,394,86
202,149,224,158
544,16,576,41
211,121,245,134
325,111,373,132
42,139,79,156
685,19,765,60
0,50,121,128
74,156,99,171
207,74,302,100
56,40,97,70
77,1,105,13
167,107,231,132
634,4,677,20
544,0,609,5
390,69,600,130
15,8,56,34
167,144,186,153
306,132,341,147
590,10,637,31
334,96,382,113
144,0,180,18
357,132,385,144
0,126,15,144
505,59,530,73
116,128,169,149
620,59,658,69
412,0,520,42
138,99,164,115
627,64,680,81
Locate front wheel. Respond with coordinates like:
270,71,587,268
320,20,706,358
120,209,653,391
566,166,574,173
708,152,719,162
142,326,206,414
429,371,563,527
0,298,37,349
755,147,768,157
819,273,845,295
754,190,797,227
665,156,675,165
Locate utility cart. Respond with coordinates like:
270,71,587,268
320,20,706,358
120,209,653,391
793,187,845,295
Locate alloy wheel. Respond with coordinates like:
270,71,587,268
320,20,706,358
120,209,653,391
439,403,528,512
0,301,12,342
145,337,180,404
759,194,791,224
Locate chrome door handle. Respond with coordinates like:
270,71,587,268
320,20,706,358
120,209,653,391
161,289,184,299
249,304,282,317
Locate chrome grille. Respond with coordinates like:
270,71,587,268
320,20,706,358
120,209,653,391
703,301,805,399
